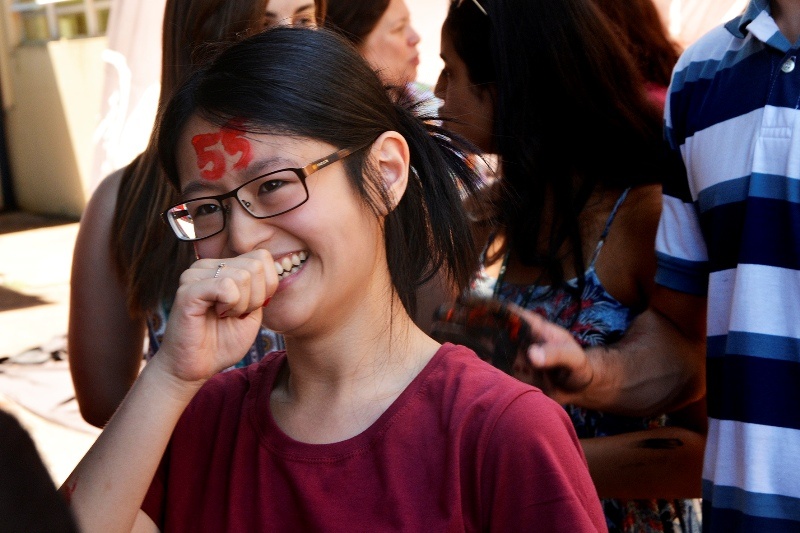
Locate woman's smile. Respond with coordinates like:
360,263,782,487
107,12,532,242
274,250,309,280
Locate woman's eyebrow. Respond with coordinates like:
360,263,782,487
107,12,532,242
245,156,296,176
265,3,314,17
180,156,295,197
293,3,314,15
180,180,217,198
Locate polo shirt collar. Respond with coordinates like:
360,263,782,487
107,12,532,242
725,0,769,39
725,0,795,51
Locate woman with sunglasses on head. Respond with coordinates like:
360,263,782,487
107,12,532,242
68,0,325,428
435,0,704,531
60,27,604,532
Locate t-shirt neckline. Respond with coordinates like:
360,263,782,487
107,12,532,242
249,343,458,461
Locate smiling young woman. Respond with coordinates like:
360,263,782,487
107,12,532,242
60,27,605,532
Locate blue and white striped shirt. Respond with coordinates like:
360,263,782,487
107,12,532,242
656,0,800,530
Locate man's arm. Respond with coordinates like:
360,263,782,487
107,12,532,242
523,284,706,417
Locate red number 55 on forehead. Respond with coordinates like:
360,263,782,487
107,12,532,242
191,120,254,181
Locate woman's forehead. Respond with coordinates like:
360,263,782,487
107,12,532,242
266,0,315,14
184,119,255,182
176,117,327,183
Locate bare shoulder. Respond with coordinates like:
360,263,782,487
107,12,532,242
597,184,663,309
72,168,128,281
606,184,663,261
80,168,125,226
616,184,662,235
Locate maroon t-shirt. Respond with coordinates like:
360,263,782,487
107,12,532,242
142,344,604,531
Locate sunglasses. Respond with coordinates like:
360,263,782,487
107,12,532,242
455,0,487,16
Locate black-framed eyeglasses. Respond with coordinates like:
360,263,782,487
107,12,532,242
162,145,365,241
455,0,487,16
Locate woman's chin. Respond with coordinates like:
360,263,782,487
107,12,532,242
261,300,313,338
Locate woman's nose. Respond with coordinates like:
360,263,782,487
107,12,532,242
408,27,420,47
434,71,447,99
225,200,275,255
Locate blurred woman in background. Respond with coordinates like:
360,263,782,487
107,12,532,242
324,0,421,89
435,0,704,530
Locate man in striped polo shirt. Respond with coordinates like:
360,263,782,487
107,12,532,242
522,0,800,529
658,0,800,528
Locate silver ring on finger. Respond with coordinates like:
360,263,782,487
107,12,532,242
213,262,226,278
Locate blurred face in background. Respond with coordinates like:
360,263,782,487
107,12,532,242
264,0,316,28
435,28,495,153
360,0,420,85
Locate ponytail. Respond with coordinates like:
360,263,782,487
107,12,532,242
379,97,480,315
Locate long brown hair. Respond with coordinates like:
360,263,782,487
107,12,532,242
111,0,325,318
591,0,681,87
323,0,389,46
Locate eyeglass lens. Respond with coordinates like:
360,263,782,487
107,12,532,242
167,170,308,240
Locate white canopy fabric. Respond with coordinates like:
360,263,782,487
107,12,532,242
654,0,748,48
89,0,165,191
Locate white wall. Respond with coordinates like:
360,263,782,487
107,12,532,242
6,38,106,217
407,0,448,87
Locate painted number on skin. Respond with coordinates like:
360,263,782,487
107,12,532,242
192,122,253,180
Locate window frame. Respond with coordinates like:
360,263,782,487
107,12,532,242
9,0,111,42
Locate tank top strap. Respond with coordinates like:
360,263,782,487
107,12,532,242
479,231,496,264
588,187,631,268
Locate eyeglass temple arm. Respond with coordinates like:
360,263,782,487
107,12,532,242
301,145,367,177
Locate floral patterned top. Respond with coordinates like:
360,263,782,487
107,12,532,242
145,301,283,369
471,189,701,533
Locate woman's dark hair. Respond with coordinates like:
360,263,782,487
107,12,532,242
591,0,680,88
157,27,479,315
111,0,325,318
443,0,669,294
441,0,493,88
323,0,389,46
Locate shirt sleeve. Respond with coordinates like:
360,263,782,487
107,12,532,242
654,70,709,296
480,391,605,532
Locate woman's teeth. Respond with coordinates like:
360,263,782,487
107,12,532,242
274,251,307,279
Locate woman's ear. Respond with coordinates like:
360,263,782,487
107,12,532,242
370,131,410,213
